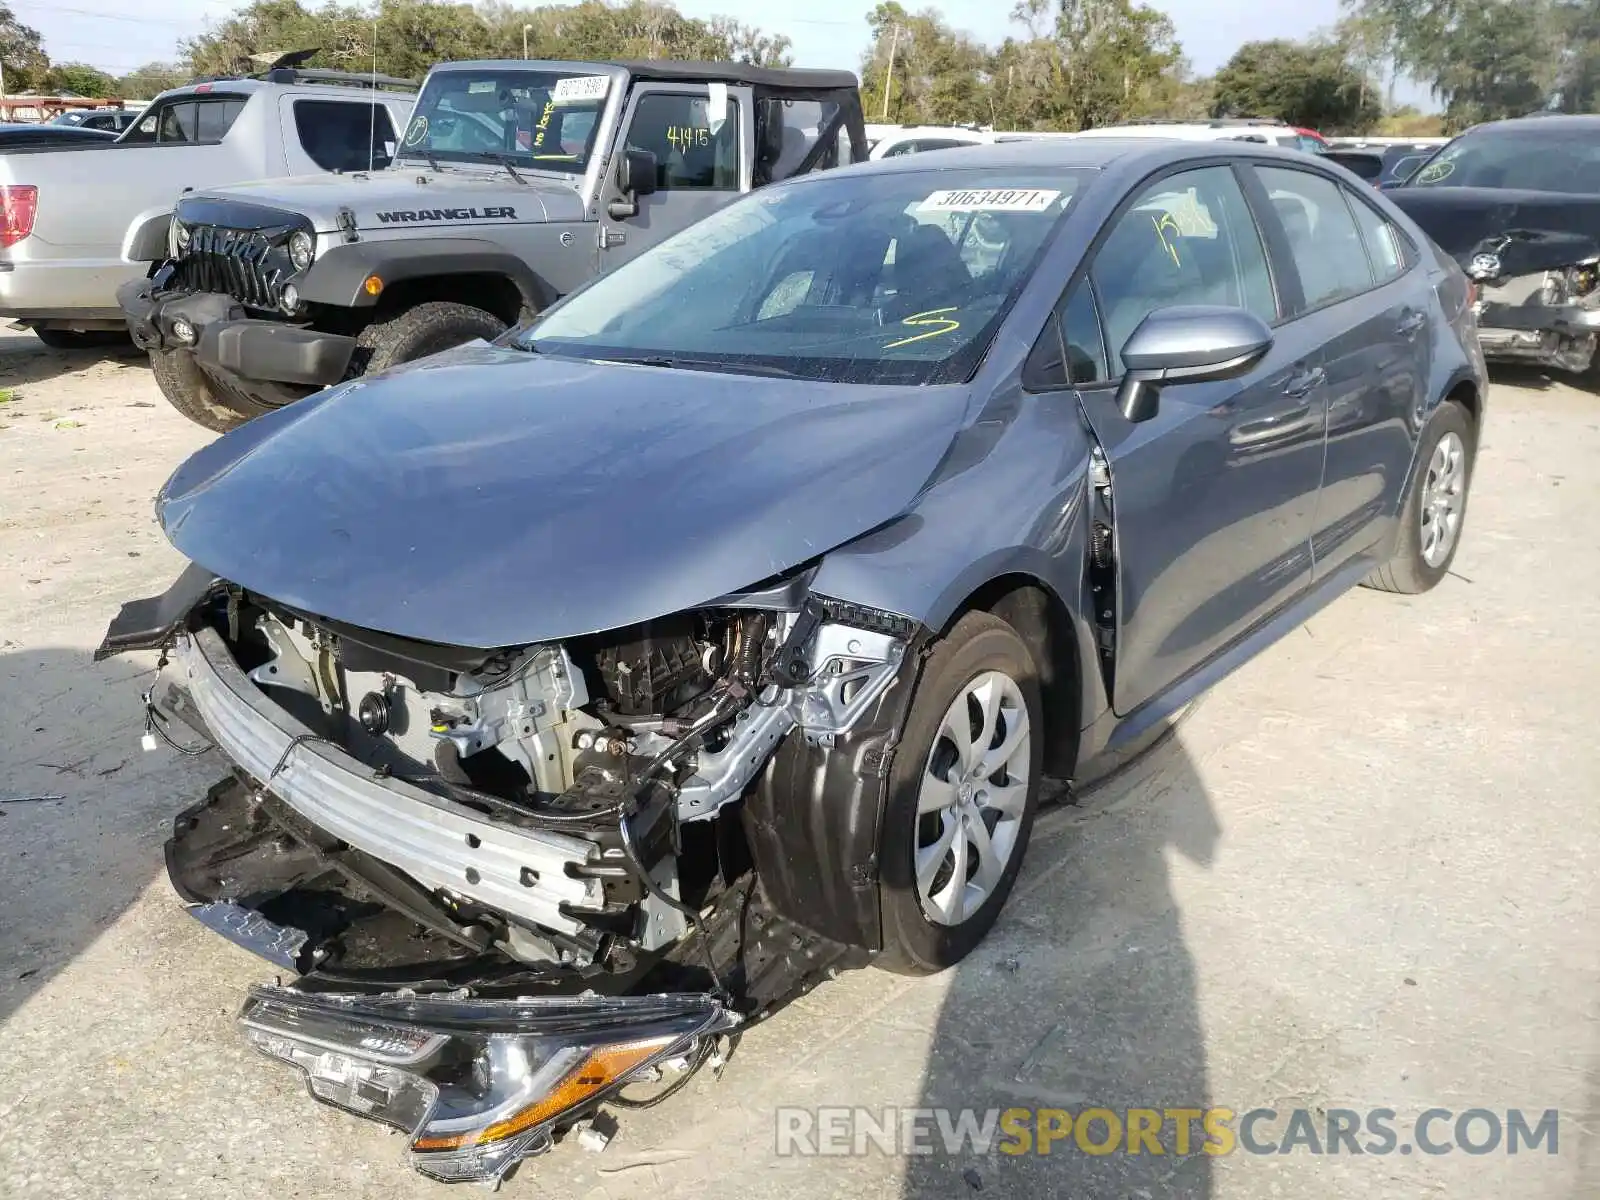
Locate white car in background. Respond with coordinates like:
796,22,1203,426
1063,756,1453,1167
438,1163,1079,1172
1070,118,1327,153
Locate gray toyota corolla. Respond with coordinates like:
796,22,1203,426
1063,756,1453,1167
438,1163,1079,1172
101,137,1484,1181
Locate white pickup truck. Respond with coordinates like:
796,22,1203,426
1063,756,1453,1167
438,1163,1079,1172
0,64,415,349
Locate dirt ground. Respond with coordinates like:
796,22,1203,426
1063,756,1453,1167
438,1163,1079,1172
0,329,1595,1200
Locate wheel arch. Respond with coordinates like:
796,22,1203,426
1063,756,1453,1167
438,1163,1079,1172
943,572,1084,778
296,238,555,321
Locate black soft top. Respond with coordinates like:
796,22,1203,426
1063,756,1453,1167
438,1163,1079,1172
615,60,859,91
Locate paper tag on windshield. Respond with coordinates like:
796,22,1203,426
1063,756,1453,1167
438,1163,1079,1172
552,75,610,104
707,82,728,134
919,188,1061,213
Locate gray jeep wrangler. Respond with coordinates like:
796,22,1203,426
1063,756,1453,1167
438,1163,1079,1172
121,58,867,431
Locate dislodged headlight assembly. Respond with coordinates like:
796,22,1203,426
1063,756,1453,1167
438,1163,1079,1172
240,985,739,1183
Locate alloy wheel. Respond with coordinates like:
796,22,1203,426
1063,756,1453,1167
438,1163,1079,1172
1420,430,1467,568
913,670,1031,926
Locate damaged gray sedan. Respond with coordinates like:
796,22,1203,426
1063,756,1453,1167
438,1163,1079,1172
101,138,1485,1182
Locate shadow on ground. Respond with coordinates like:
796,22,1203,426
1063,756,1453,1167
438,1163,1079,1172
0,334,144,390
0,645,216,1026
1487,363,1566,393
904,727,1221,1198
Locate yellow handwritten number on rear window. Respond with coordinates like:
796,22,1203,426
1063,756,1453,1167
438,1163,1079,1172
885,307,961,350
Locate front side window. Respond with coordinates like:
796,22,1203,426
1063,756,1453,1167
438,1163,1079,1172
625,92,740,191
523,167,1090,384
1091,165,1277,373
1256,166,1374,311
295,100,399,172
398,69,612,174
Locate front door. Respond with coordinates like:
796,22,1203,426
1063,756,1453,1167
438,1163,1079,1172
598,83,752,269
1072,163,1328,718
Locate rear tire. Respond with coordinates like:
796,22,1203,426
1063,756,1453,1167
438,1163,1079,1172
1363,399,1475,594
34,328,130,351
149,348,275,434
876,612,1043,976
352,302,507,377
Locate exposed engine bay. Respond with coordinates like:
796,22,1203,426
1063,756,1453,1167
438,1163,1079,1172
101,569,922,1181
151,580,912,979
1464,230,1600,372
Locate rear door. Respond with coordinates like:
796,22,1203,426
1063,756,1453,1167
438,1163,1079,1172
1068,162,1329,718
1247,164,1428,577
598,83,752,269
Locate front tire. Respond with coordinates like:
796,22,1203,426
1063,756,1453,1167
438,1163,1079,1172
352,302,507,377
148,348,276,433
1364,399,1475,594
877,612,1043,976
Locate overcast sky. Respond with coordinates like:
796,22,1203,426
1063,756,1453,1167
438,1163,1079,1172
10,0,1434,110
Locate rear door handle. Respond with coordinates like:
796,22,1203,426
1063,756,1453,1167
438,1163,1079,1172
1396,310,1426,338
1282,366,1326,398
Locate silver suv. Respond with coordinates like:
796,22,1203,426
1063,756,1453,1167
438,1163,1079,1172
121,59,867,430
0,63,415,350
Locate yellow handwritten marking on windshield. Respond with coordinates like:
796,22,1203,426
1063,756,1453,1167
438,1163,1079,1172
885,307,961,349
1152,212,1183,267
532,100,556,150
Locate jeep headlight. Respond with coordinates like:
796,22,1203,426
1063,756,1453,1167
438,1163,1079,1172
289,229,315,272
239,985,738,1184
169,219,191,257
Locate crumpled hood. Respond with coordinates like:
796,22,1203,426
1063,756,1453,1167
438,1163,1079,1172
1388,185,1600,265
158,347,973,648
189,167,583,232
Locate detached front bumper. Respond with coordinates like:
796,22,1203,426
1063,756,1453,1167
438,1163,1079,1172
242,985,737,1183
118,266,355,387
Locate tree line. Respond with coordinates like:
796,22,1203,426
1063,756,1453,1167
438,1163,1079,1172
1,0,1596,133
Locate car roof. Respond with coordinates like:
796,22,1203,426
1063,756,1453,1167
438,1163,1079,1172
435,58,858,92
1465,113,1600,134
837,136,1311,175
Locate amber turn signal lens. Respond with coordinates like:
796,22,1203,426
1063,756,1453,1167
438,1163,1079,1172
363,274,383,296
411,1037,672,1153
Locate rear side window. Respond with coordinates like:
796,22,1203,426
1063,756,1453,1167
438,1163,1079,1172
1255,166,1374,311
1346,193,1410,283
294,100,399,172
125,97,247,145
757,97,844,180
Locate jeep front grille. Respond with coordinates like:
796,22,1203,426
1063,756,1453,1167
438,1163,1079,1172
175,226,287,310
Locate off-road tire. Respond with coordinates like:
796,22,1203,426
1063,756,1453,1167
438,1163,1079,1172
876,611,1044,976
34,328,129,351
1364,399,1475,594
149,347,275,434
352,302,507,378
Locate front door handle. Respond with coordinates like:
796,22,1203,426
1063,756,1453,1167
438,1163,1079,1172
1282,366,1326,398
1395,310,1426,338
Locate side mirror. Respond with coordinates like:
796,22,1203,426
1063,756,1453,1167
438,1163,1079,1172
606,148,659,220
1115,306,1273,423
623,148,659,198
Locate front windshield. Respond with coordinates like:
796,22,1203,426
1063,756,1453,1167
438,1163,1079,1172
397,68,611,173
1406,126,1600,192
522,167,1091,384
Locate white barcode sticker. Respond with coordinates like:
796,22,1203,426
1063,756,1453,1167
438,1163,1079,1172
919,188,1061,213
552,75,610,104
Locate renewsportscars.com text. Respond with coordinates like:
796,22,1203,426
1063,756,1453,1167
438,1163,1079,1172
774,1106,1561,1158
